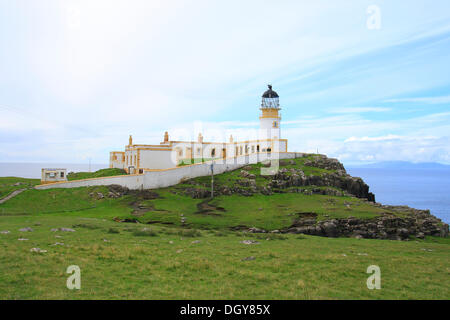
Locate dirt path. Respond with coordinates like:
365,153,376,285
0,188,27,204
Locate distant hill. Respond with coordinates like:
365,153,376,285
347,161,450,169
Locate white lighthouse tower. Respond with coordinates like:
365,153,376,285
259,85,281,142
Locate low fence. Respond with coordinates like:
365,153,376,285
35,152,304,190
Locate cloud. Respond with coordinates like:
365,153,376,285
1,1,450,164
344,134,403,142
329,107,391,114
384,95,450,104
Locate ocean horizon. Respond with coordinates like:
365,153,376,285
347,167,450,224
0,162,448,224
0,162,108,179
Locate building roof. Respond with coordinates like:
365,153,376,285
262,84,279,98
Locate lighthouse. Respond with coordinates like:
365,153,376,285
259,84,281,141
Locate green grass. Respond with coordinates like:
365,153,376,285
0,186,132,218
136,191,388,230
0,177,40,199
67,168,126,181
0,166,448,299
0,214,448,299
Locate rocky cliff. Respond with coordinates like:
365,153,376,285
177,154,448,240
183,155,375,201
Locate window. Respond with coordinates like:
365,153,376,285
235,146,238,155
240,146,243,155
60,172,64,178
211,148,216,157
257,145,260,152
245,145,248,154
273,121,278,128
251,145,255,153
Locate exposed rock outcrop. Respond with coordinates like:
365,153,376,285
245,206,449,240
181,155,375,202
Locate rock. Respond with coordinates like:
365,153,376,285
191,240,201,244
30,248,47,253
108,192,120,198
108,184,129,196
416,232,425,239
240,170,250,178
321,222,338,237
51,242,64,246
248,227,266,233
397,228,410,239
50,228,58,232
176,249,183,253
18,238,28,241
19,227,33,232
60,228,76,232
241,256,256,261
184,188,210,199
240,240,260,245
0,230,10,234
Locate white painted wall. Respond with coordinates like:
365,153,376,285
35,152,304,190
138,149,175,170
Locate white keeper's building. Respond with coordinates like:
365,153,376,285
110,85,288,173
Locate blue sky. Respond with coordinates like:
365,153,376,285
1,0,450,165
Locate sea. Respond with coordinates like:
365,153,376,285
0,162,448,224
0,163,108,179
347,167,450,224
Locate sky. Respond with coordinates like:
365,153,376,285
0,0,450,165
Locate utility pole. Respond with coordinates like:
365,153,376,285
210,161,214,198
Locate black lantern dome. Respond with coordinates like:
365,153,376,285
262,85,279,98
261,84,280,109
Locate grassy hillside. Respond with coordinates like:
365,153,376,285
135,191,388,230
0,158,448,299
0,177,40,199
67,168,126,181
